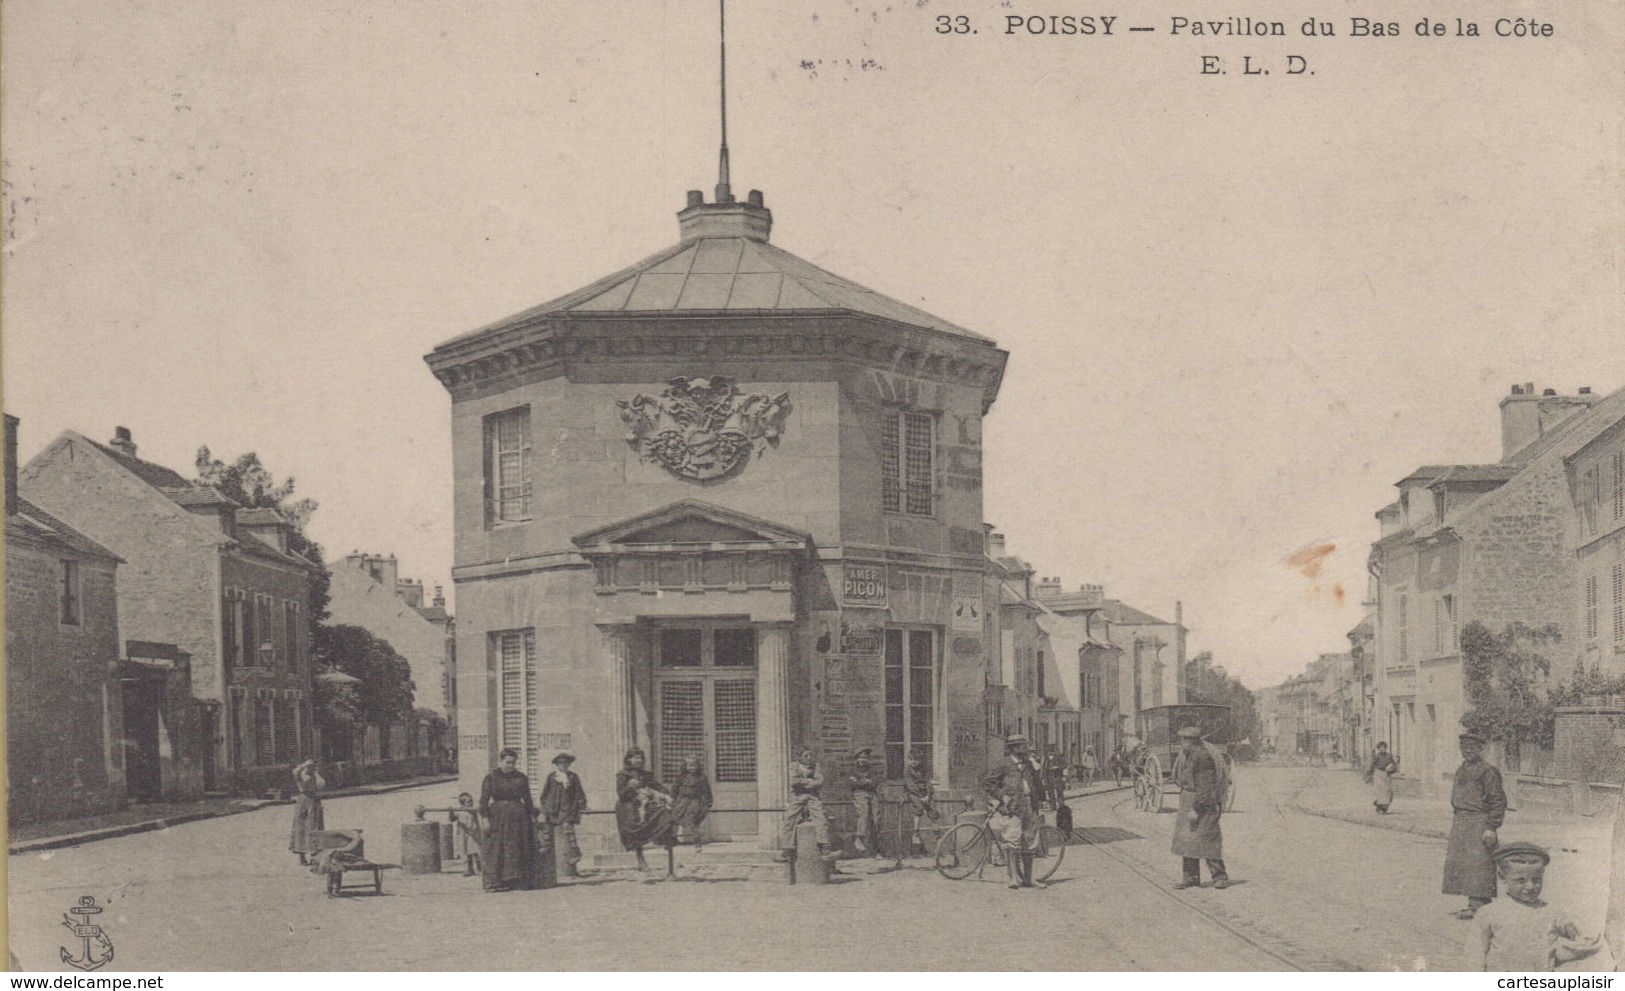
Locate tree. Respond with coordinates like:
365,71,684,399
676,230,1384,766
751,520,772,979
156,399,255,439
1184,650,1261,749
194,447,330,623
1460,621,1560,759
314,625,417,758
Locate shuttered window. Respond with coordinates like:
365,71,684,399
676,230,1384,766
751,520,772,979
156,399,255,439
495,629,539,780
486,408,533,524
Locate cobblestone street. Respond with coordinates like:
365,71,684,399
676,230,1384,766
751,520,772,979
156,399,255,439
8,765,1615,971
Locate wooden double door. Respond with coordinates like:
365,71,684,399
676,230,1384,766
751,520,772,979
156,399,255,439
652,623,759,838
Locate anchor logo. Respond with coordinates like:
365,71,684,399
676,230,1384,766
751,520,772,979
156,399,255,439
59,895,114,971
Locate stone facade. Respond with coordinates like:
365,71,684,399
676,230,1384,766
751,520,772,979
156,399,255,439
6,440,126,823
19,429,317,795
425,187,1008,843
1368,386,1625,796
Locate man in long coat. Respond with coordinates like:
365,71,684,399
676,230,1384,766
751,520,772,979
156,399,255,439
1444,732,1507,919
1172,726,1229,889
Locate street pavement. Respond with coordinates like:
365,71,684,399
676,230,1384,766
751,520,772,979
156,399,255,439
7,765,1615,971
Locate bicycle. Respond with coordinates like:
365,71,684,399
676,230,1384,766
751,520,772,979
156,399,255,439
933,807,1067,882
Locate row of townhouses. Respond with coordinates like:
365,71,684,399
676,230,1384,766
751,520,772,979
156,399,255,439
1364,384,1625,800
4,420,455,825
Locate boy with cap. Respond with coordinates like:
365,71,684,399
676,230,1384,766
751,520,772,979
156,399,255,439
901,747,940,856
848,748,880,857
1463,841,1600,971
1445,732,1507,919
538,751,588,878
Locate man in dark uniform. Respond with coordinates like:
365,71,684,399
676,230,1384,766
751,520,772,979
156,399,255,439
848,748,880,857
1172,726,1228,889
983,734,1048,889
1445,731,1507,919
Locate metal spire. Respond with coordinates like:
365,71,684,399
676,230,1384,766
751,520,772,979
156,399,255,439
716,0,733,203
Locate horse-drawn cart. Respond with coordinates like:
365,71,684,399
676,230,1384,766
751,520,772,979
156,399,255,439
1130,704,1235,813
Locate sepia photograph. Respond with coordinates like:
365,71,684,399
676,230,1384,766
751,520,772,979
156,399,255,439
3,0,1622,973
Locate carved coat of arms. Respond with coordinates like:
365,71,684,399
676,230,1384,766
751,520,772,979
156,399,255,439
617,377,791,480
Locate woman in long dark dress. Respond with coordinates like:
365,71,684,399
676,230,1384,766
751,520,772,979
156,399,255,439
288,758,326,866
615,748,676,875
479,748,538,892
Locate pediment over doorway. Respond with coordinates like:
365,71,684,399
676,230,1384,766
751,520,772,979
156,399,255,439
572,499,812,553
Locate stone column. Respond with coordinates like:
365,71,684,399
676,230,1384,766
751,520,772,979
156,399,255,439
601,625,637,758
756,624,792,847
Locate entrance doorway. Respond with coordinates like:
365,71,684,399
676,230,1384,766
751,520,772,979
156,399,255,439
122,678,163,802
653,624,758,838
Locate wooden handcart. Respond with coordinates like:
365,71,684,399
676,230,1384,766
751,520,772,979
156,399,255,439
1130,703,1236,813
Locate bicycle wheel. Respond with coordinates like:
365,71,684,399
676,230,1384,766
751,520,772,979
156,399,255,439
1032,824,1067,881
935,823,990,880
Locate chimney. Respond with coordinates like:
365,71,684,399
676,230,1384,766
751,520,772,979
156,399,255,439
1035,576,1063,600
109,426,137,458
1502,385,1605,459
987,532,1007,558
432,584,446,609
4,413,18,517
1176,600,1184,628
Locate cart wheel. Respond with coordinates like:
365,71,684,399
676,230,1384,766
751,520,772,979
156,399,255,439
1033,824,1067,881
935,823,990,880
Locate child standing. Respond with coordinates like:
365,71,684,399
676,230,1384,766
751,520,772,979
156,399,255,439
1463,841,1601,971
670,754,714,852
451,792,483,877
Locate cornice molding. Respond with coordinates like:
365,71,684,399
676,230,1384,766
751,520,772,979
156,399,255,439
424,314,1008,410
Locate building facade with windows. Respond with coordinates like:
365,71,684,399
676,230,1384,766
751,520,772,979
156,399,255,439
425,185,1008,842
20,428,317,796
1368,385,1625,796
5,415,128,824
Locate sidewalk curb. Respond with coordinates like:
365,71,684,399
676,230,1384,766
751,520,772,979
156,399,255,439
9,774,459,855
1287,803,1448,840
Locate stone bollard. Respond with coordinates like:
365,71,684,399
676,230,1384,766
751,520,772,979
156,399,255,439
401,820,442,874
793,822,830,886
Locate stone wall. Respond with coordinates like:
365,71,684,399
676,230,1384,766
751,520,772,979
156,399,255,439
6,538,124,824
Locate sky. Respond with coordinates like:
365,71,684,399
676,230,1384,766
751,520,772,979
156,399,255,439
4,0,1621,690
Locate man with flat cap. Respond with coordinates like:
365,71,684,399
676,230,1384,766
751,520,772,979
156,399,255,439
1445,731,1507,919
1172,725,1229,889
538,751,588,878
848,748,880,857
983,734,1048,889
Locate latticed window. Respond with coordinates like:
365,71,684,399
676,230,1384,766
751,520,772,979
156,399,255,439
494,629,539,779
884,628,936,779
714,680,756,782
654,625,758,786
1587,575,1600,640
1614,451,1625,523
880,409,935,516
284,600,302,671
486,408,533,524
1397,594,1409,663
1613,564,1624,643
255,700,276,766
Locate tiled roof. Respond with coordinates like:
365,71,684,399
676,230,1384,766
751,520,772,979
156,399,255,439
162,485,241,508
9,498,121,561
1429,465,1517,486
1102,600,1176,627
1395,465,1456,485
439,236,993,348
236,507,287,526
88,441,193,489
